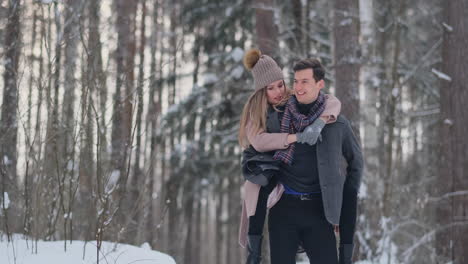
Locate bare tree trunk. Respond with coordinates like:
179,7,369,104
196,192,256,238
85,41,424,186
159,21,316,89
23,3,43,238
156,1,168,247
436,0,468,263
30,5,46,244
375,0,390,192
192,28,201,84
0,0,22,236
215,177,224,264
164,1,183,257
77,72,95,241
291,0,302,53
110,0,137,241
197,114,208,263
193,198,202,264
145,0,160,246
180,106,197,263
60,0,82,243
182,178,195,264
26,7,38,146
73,0,105,244
92,0,108,172
226,148,241,264
166,150,183,261
332,2,361,259
254,0,277,56
165,3,182,252
40,2,63,240
168,0,178,106
128,0,147,245
359,0,392,258
356,0,376,259
333,0,361,131
381,0,405,219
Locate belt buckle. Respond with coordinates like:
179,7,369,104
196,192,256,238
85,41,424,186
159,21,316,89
300,194,311,200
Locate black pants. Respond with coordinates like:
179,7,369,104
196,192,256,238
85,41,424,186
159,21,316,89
248,176,278,235
268,194,338,264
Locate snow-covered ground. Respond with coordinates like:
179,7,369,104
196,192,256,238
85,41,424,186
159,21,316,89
1,234,176,264
296,252,397,264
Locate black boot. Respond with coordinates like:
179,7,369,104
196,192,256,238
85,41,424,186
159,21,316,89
246,235,262,264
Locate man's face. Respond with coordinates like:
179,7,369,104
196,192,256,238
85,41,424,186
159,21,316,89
293,69,324,104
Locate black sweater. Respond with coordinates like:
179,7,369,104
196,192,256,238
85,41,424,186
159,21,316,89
277,101,321,193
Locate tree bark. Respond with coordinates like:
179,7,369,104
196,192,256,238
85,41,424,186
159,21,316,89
436,0,468,263
61,0,83,243
254,0,278,56
0,0,21,235
129,0,147,245
145,0,161,246
42,2,62,240
333,0,361,131
110,0,137,240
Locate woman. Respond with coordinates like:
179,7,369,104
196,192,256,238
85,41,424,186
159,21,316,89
238,49,341,264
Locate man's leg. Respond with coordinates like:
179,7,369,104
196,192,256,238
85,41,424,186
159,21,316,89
301,223,338,264
268,197,300,264
300,196,338,264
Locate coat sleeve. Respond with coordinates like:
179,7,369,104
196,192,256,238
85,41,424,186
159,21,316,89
322,93,341,123
339,117,363,245
246,121,289,152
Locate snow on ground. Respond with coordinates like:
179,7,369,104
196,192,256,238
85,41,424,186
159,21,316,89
297,258,398,264
296,251,398,264
1,234,176,264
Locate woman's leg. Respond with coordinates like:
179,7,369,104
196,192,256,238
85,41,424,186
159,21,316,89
246,173,277,264
248,174,277,235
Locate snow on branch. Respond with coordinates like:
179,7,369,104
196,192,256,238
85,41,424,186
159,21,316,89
401,38,442,85
441,22,453,32
427,190,468,202
431,68,452,82
408,107,440,117
402,220,468,263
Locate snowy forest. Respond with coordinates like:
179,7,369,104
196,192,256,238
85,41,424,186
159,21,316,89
0,0,467,263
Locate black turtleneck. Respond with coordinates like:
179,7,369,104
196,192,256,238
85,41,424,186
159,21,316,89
278,99,321,193
297,99,318,114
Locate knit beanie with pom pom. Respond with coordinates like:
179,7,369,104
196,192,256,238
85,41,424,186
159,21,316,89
243,49,284,91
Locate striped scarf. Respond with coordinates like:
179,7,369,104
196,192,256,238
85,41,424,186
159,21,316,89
273,93,326,165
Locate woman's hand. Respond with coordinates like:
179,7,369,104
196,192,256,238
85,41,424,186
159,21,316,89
286,134,297,145
296,118,326,145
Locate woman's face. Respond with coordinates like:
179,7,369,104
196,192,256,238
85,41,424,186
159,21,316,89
266,79,286,105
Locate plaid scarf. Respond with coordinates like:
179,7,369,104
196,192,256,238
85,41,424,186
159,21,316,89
273,93,326,165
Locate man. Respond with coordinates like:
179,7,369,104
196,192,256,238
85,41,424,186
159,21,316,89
267,58,363,264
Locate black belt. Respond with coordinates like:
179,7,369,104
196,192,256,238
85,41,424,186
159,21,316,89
283,192,320,201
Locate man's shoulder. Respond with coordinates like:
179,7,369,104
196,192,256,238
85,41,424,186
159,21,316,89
322,115,352,136
335,115,350,125
326,114,349,127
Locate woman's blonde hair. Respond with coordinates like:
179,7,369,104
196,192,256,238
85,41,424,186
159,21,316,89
238,81,291,149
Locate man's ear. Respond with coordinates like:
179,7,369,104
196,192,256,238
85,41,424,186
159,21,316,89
318,79,325,89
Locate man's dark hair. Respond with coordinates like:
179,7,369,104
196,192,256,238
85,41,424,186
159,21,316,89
293,58,325,82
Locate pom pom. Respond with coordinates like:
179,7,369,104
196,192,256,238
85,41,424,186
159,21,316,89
243,49,262,70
